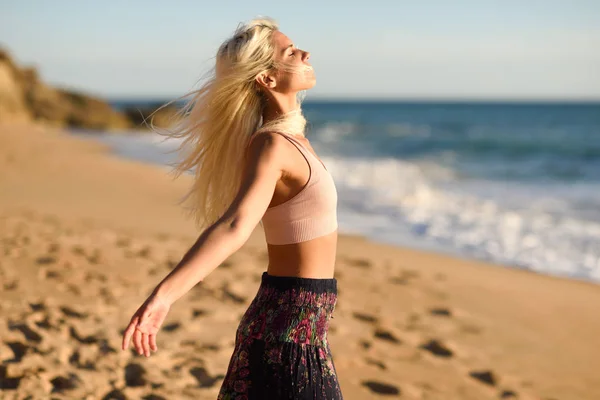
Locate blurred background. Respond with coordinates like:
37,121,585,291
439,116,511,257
2,0,599,282
2,2,600,399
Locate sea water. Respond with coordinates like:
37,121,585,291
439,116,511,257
70,100,600,283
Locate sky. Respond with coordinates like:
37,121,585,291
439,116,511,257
1,0,599,100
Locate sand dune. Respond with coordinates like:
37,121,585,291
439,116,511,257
1,122,599,399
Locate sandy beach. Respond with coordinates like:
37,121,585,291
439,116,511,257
1,121,599,400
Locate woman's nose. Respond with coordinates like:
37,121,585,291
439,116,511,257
304,51,310,62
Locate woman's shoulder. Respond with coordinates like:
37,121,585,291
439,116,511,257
245,131,297,167
247,130,292,151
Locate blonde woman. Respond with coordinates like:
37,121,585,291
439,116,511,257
122,17,343,399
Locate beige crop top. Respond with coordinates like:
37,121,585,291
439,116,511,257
247,131,338,245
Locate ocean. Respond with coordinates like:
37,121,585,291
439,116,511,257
70,100,600,283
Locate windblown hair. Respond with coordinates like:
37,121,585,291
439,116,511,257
152,16,309,231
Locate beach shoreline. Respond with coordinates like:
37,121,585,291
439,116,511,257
66,116,600,287
1,121,599,399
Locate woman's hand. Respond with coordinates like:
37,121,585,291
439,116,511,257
121,292,171,357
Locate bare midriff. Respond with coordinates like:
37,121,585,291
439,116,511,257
265,230,338,279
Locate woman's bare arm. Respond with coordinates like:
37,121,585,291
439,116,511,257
122,133,289,356
150,132,286,305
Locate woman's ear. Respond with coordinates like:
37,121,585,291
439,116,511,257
256,71,276,89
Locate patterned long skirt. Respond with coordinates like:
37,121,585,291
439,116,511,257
217,271,343,399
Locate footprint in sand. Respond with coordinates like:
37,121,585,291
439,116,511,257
5,341,29,363
189,366,224,388
352,312,378,324
222,284,247,304
359,340,372,350
468,369,497,386
85,270,108,283
419,339,453,358
35,256,56,265
499,389,518,398
102,388,127,399
365,357,387,370
136,246,153,259
47,242,60,253
373,328,401,344
85,248,102,264
98,338,117,355
163,322,181,332
346,258,372,269
50,372,82,393
71,245,87,257
8,321,42,343
69,349,95,370
38,267,61,280
60,305,89,319
125,362,147,387
429,307,452,317
164,258,178,270
192,308,209,318
34,315,54,331
99,286,118,305
362,380,401,396
69,325,99,344
199,343,221,351
28,301,46,312
142,394,167,400
0,365,20,390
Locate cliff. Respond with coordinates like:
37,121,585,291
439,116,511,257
0,49,178,131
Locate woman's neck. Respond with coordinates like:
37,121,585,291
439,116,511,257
261,93,298,125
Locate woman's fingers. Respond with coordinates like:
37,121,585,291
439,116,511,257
141,332,150,357
122,296,169,356
122,319,156,356
137,309,152,356
133,328,143,355
122,316,139,350
149,334,158,352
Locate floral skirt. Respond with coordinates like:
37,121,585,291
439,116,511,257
217,271,343,399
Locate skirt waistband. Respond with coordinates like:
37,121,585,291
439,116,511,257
261,271,337,294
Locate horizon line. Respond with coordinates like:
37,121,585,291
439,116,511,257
107,95,600,104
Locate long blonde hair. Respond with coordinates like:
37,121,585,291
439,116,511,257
153,16,309,231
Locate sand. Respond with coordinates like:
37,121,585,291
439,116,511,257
1,121,599,400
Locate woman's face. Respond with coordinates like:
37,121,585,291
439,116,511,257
269,30,316,93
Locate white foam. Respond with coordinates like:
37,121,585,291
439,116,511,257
71,128,600,283
315,122,356,143
324,155,600,283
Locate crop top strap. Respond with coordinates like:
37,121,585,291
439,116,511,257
245,130,313,185
245,131,311,161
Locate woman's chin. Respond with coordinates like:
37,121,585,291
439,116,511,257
304,77,317,90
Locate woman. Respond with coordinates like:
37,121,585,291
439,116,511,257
121,17,343,399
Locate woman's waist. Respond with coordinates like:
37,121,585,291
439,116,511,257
265,237,337,279
259,271,337,296
266,264,336,280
